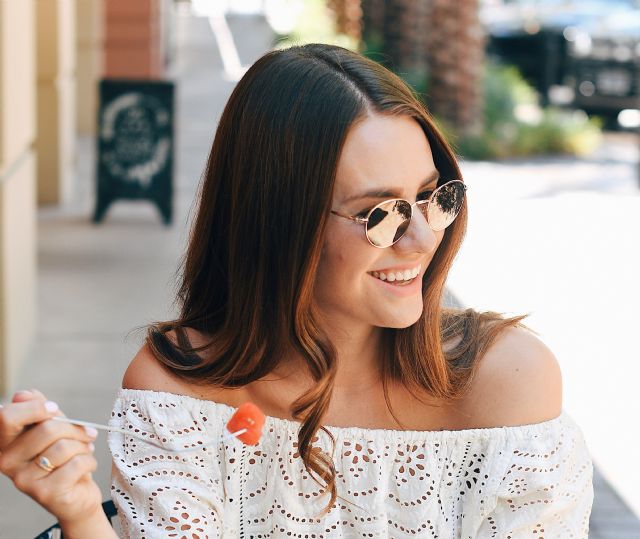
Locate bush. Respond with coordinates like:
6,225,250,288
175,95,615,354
272,0,359,51
443,62,602,160
278,4,601,160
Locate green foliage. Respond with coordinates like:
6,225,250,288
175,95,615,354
272,0,359,51
276,3,601,160
448,63,602,160
361,39,602,160
361,37,430,96
416,62,602,159
483,64,536,129
398,67,430,98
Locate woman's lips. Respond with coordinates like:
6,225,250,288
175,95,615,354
369,263,422,283
368,270,423,296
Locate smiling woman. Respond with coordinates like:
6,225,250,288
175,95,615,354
0,43,594,538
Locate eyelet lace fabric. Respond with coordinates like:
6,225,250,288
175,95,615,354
109,388,593,538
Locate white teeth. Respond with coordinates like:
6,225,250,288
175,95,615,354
370,264,421,283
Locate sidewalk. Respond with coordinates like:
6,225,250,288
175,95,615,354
455,136,640,536
0,10,274,537
0,7,638,537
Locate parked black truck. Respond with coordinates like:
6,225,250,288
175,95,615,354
481,0,640,121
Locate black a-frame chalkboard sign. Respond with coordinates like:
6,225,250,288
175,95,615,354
94,79,174,224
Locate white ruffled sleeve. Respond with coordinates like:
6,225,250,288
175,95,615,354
476,411,594,538
108,389,228,538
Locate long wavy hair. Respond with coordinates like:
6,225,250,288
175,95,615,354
146,43,529,515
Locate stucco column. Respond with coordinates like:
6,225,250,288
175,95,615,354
76,0,103,135
36,0,77,205
0,0,37,397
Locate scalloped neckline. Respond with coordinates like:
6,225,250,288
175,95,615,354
118,387,568,440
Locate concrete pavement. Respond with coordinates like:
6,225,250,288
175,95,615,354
0,6,638,537
455,136,640,533
0,9,274,537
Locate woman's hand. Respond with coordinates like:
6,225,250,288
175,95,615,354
0,389,104,527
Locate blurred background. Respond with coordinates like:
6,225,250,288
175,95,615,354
0,0,638,536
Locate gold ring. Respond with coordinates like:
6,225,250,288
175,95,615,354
35,455,56,473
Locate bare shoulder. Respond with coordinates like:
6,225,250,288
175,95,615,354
122,330,199,396
122,329,247,405
461,325,563,428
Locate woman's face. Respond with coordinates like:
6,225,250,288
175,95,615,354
314,113,445,331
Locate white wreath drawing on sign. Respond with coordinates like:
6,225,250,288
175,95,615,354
101,92,170,188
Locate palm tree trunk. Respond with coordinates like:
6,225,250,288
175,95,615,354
425,0,485,136
326,0,363,42
344,0,486,137
380,0,429,74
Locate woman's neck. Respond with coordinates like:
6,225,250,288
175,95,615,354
248,319,384,409
326,322,384,392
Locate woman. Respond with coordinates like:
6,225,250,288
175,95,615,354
0,44,593,537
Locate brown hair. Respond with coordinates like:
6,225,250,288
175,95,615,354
146,43,529,515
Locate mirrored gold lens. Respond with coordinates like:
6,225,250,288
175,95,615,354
365,181,465,247
365,199,412,247
427,181,466,231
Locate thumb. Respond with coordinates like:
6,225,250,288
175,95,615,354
11,390,34,403
12,389,47,404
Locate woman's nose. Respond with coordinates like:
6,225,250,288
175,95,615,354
394,207,439,254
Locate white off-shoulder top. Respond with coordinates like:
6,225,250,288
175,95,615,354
108,388,594,538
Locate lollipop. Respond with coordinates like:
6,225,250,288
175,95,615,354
226,402,266,446
50,401,266,452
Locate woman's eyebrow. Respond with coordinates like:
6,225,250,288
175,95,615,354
343,171,440,204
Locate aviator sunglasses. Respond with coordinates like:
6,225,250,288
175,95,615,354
331,180,467,248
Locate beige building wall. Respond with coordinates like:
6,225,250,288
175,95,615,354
0,0,37,396
76,0,103,135
0,0,174,395
36,0,77,205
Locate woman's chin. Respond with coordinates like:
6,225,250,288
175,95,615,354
377,303,424,329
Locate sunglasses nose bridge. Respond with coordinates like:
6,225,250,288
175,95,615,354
393,200,435,248
409,200,431,230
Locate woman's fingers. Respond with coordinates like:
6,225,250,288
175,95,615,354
0,420,97,477
11,388,48,404
48,453,98,487
16,453,98,509
13,439,95,493
36,454,98,508
0,398,59,450
11,389,36,403
28,389,49,401
0,390,105,524
35,439,95,478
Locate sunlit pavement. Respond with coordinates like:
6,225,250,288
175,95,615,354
0,5,638,536
454,134,640,533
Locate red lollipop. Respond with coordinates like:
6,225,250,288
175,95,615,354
226,402,265,446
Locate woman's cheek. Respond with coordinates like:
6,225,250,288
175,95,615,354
315,250,368,312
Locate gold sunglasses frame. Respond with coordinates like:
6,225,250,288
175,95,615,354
330,179,467,248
